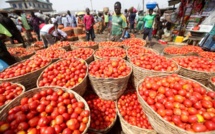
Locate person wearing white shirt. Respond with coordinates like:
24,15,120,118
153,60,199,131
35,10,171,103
61,14,68,28
40,23,67,48
66,10,77,27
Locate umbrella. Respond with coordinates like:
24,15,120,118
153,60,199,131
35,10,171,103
77,11,86,15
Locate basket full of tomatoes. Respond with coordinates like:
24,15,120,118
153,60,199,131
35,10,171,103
172,56,215,85
137,74,215,134
60,48,95,64
0,57,51,90
130,54,180,87
49,41,71,51
37,58,88,96
94,47,126,60
8,47,35,62
122,38,146,49
117,90,156,134
98,41,123,48
84,93,117,133
0,87,90,134
71,41,98,50
0,82,25,111
88,58,132,100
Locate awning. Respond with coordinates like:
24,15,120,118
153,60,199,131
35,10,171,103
168,0,181,6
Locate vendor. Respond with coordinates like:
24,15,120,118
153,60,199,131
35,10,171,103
110,2,127,42
201,25,215,51
40,22,67,48
0,23,17,65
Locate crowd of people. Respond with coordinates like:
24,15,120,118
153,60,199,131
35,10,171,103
0,1,173,66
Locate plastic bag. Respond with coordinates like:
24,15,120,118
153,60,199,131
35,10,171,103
0,24,12,37
0,59,8,71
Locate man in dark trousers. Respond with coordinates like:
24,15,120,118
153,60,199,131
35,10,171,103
83,8,95,41
0,10,26,48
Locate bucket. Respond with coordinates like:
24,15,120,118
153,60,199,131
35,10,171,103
175,36,184,43
146,1,157,9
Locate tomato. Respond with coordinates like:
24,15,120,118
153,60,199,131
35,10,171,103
66,119,79,130
28,117,40,127
192,123,207,132
55,115,64,125
0,123,10,132
17,122,29,131
204,121,215,131
62,128,72,134
42,127,55,134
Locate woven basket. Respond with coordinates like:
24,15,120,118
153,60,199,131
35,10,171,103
74,27,83,36
126,47,159,61
14,52,35,62
88,103,117,134
117,91,157,134
6,43,23,48
37,59,88,96
61,45,71,51
78,35,87,42
0,86,91,134
88,59,132,100
130,57,180,87
208,76,215,90
0,59,51,90
136,74,214,134
0,83,25,112
172,56,215,86
71,43,98,50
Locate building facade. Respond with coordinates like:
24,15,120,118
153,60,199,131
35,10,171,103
6,0,53,12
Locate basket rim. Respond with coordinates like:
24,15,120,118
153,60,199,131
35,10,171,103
0,82,25,110
171,56,215,74
94,47,126,60
37,58,89,90
130,55,180,73
116,90,155,132
88,58,132,80
60,47,95,60
126,46,159,59
0,86,91,134
0,58,52,81
136,74,214,134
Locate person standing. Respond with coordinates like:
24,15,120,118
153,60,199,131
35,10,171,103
83,8,95,41
136,11,144,34
30,11,44,41
104,12,109,30
110,2,127,42
66,10,77,27
15,11,33,43
56,14,62,25
129,8,136,33
61,14,68,28
143,4,160,47
0,10,26,47
0,23,17,65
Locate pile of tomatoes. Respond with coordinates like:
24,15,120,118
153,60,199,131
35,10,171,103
130,55,178,72
38,59,87,89
198,51,215,61
89,58,131,78
164,46,203,55
60,48,94,60
138,74,215,132
127,46,157,58
35,49,66,60
118,91,153,129
99,41,122,48
0,88,90,134
0,82,23,107
123,38,146,48
95,47,126,59
49,41,70,49
74,42,97,48
0,57,50,79
84,94,116,130
172,56,215,72
8,47,34,57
